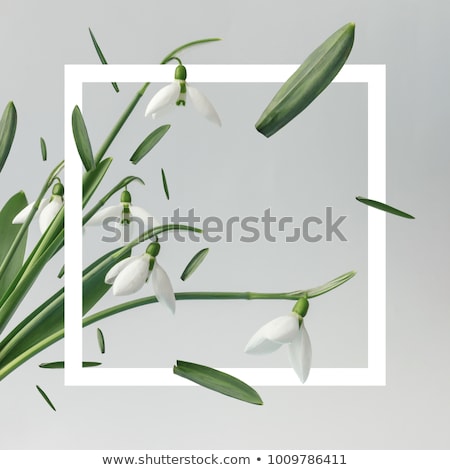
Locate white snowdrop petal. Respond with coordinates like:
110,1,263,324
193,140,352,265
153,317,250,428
244,323,283,354
265,314,300,344
152,262,176,314
145,82,180,117
112,256,150,295
186,85,221,126
288,322,312,384
105,255,140,284
38,197,63,233
85,205,123,226
12,198,49,224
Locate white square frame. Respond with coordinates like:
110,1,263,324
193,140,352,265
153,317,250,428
64,64,386,386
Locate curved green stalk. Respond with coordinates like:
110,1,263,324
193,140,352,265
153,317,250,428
0,270,355,382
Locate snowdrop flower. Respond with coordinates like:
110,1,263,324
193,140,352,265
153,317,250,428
86,189,158,243
105,242,176,314
244,297,312,383
145,64,221,126
13,182,64,234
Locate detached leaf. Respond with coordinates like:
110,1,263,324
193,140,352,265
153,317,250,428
173,360,263,405
256,22,355,137
72,105,95,171
161,168,170,200
130,125,171,164
0,101,17,172
181,248,209,281
39,361,101,368
40,137,47,161
0,191,28,297
36,385,56,411
88,28,119,93
356,196,415,219
97,328,105,354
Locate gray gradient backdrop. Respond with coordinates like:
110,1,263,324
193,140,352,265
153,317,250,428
0,0,449,450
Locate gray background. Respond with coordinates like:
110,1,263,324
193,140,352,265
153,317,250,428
0,0,449,450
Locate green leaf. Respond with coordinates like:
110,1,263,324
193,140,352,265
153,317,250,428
173,360,263,405
305,270,356,298
89,28,119,93
181,248,209,281
255,22,355,137
72,105,95,171
97,328,105,354
36,385,56,411
130,125,170,164
0,192,28,297
39,361,101,368
161,168,170,200
82,157,112,207
356,196,415,219
0,101,17,172
40,137,47,161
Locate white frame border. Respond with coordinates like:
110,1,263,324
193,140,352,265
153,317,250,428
64,64,386,386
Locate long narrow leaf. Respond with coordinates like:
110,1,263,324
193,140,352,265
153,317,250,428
130,125,170,164
36,385,56,411
180,248,209,281
174,360,263,405
0,101,17,172
40,137,47,161
97,328,105,354
356,196,415,219
161,168,170,200
88,28,119,92
0,192,28,297
72,105,95,170
39,361,101,368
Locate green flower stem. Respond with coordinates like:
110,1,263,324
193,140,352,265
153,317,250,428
94,37,222,165
93,83,150,165
0,269,354,382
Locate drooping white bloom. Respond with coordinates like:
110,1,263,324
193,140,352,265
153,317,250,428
104,242,176,314
86,190,159,243
12,183,64,234
145,64,221,126
244,298,312,383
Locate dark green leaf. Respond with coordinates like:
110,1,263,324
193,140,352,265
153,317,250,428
72,105,95,171
255,23,355,137
82,157,112,207
97,328,105,354
39,361,101,368
130,125,170,164
161,168,170,200
40,137,47,161
181,248,209,281
83,247,131,315
0,192,28,297
173,360,263,405
356,196,415,219
0,101,17,172
89,28,119,93
36,385,56,411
